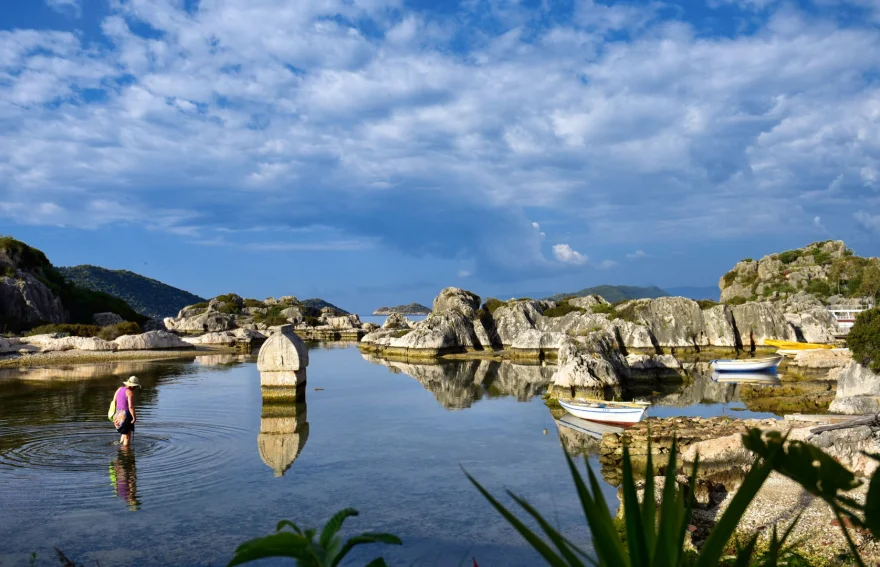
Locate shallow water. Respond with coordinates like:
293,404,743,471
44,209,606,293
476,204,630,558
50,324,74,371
0,345,778,566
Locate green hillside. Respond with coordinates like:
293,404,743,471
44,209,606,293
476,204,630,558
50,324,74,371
301,298,350,315
0,237,147,330
547,285,670,303
58,265,205,320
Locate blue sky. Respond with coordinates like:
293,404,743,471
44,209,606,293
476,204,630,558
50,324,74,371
1,0,879,313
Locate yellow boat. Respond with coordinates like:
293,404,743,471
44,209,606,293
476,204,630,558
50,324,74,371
764,339,834,350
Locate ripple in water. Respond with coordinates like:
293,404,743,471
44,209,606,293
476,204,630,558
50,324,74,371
0,419,249,507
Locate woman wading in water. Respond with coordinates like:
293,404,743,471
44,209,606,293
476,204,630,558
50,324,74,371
113,376,140,446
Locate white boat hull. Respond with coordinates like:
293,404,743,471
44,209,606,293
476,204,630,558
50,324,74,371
710,356,782,372
558,400,647,424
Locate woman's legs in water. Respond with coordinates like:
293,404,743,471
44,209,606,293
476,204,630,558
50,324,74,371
122,432,132,446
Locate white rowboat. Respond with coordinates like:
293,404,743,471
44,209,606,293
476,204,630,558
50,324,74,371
710,355,783,372
558,399,648,425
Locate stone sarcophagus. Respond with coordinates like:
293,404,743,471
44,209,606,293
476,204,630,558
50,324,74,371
257,324,309,402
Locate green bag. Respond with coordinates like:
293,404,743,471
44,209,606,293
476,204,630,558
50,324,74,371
108,392,117,421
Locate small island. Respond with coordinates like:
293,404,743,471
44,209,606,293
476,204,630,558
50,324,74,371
372,303,431,315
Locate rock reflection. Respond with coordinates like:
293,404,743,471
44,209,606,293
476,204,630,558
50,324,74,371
362,354,554,409
194,354,249,367
633,364,740,407
0,361,160,382
258,402,309,477
109,447,141,511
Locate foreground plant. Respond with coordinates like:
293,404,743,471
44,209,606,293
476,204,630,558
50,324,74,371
467,428,880,566
228,508,401,567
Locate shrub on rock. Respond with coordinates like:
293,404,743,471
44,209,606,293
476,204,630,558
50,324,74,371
848,308,880,371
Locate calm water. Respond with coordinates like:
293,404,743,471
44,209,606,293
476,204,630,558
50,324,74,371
0,345,777,566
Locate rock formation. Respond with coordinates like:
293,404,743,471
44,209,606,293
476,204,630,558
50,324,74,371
163,294,365,340
373,303,431,315
114,330,192,350
731,301,796,347
828,361,880,414
257,325,309,402
0,272,66,327
381,313,411,329
719,240,879,308
551,334,629,389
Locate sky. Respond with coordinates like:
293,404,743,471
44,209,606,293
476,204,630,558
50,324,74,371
1,0,879,313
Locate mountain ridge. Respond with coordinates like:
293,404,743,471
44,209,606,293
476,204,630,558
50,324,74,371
546,285,670,303
58,265,206,320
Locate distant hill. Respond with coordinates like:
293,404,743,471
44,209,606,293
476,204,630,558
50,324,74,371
547,285,670,303
663,286,719,301
373,303,431,315
57,265,205,320
301,298,350,315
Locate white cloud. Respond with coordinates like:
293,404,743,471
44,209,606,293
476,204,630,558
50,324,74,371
553,244,588,265
597,259,618,269
854,211,880,233
457,269,472,278
45,0,80,16
626,250,647,260
0,0,879,268
862,167,879,188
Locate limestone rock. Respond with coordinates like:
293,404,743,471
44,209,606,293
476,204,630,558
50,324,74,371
42,336,118,352
322,314,362,329
790,349,852,370
93,312,124,326
0,336,22,354
0,272,67,326
537,311,614,336
114,330,191,350
828,361,880,414
510,329,568,351
392,312,478,351
552,333,628,389
682,433,752,468
382,312,411,329
493,300,548,345
614,320,656,350
567,295,609,310
731,301,796,347
165,310,238,333
23,334,117,352
810,426,880,477
621,297,705,348
183,329,266,346
432,287,481,319
279,306,302,322
701,305,738,348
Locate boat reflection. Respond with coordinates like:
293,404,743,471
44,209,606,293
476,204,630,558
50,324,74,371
109,447,140,511
557,414,625,439
555,415,624,458
710,371,781,385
